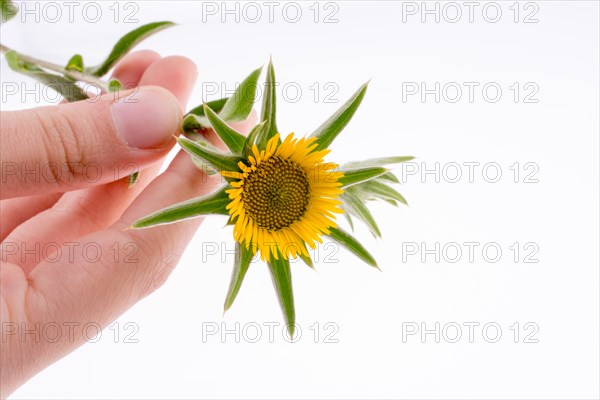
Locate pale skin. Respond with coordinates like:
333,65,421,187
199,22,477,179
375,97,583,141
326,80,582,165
0,51,256,397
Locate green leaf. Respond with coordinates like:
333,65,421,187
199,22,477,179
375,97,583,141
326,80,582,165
378,171,400,184
5,51,87,102
1,0,17,23
298,243,314,269
177,136,242,173
343,156,415,169
108,79,123,93
130,186,230,229
267,255,296,338
65,54,84,72
383,199,398,207
343,192,382,237
182,115,205,135
359,180,408,206
257,58,278,149
339,167,388,188
187,98,229,116
189,156,218,175
299,253,314,269
244,120,268,156
184,67,262,138
343,211,355,232
310,82,368,151
203,104,246,154
127,171,140,188
219,66,262,122
87,21,175,77
185,66,262,132
183,98,230,133
223,243,254,312
328,226,378,269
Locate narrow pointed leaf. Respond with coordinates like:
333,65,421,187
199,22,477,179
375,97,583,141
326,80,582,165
5,51,87,102
267,256,296,338
311,82,368,151
298,243,314,269
343,156,415,169
219,66,262,122
66,54,84,72
88,21,175,77
360,180,408,205
378,171,400,184
343,211,355,232
299,253,314,269
183,98,230,133
343,192,382,237
339,167,387,188
328,226,378,269
244,120,268,156
182,115,206,135
189,156,218,175
131,186,230,228
177,137,242,172
203,104,246,154
257,59,278,148
223,243,254,312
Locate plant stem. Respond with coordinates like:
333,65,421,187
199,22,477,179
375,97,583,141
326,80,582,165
0,43,109,93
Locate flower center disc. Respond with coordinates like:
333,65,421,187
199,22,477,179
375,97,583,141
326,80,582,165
242,156,310,231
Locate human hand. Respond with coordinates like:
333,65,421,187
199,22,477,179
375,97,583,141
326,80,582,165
0,51,255,397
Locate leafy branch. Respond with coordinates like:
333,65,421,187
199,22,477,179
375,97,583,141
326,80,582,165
0,44,110,93
0,21,175,98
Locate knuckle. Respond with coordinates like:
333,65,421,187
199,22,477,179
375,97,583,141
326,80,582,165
34,108,90,184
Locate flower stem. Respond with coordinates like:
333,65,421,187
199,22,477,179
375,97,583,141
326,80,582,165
0,43,109,93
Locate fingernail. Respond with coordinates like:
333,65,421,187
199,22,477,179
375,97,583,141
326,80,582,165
111,87,181,149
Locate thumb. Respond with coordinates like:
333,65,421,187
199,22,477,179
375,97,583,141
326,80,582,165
0,86,182,199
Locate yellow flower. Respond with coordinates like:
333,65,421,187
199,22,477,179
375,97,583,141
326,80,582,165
222,133,344,262
130,61,412,334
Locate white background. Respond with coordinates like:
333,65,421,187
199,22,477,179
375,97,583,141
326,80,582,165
1,1,599,399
